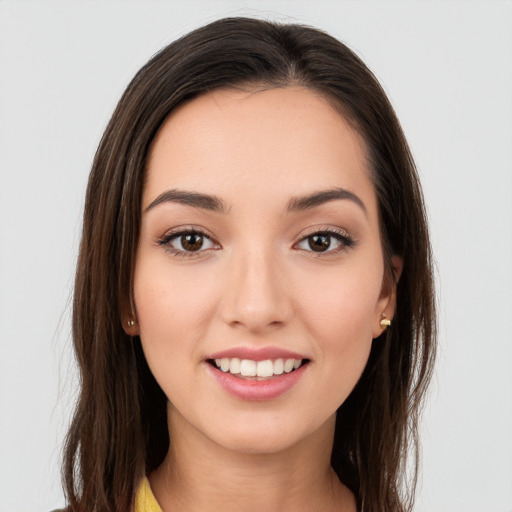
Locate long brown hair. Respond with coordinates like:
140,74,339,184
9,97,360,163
64,17,436,512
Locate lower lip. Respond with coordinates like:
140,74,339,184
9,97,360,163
206,363,308,401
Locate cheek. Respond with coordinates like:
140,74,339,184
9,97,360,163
298,263,382,340
134,254,215,336
295,262,382,395
132,258,221,394
133,266,189,377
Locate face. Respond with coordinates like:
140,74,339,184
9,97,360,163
129,87,396,454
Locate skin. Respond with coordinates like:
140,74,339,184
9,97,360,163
126,86,400,511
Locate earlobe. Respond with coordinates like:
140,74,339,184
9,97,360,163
120,291,139,336
373,254,403,339
373,310,392,339
123,315,139,336
379,313,391,328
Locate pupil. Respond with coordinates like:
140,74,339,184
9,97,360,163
309,234,330,252
182,233,203,251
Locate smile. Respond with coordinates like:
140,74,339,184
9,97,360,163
211,357,305,379
205,349,310,400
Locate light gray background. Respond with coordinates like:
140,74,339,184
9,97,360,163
0,1,511,511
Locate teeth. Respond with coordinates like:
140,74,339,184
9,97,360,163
230,357,241,374
283,359,295,372
256,360,274,378
240,359,256,376
213,357,304,377
274,358,284,375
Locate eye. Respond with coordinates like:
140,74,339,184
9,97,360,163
158,229,219,256
296,229,355,254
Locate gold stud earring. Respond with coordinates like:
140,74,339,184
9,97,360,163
380,313,391,328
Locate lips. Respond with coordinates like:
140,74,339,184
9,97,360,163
205,347,310,400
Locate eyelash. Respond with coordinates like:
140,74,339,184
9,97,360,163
295,227,356,256
157,228,218,259
157,227,356,259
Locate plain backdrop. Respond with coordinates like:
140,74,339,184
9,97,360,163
0,1,511,511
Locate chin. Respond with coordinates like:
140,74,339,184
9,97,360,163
216,432,302,455
204,413,335,456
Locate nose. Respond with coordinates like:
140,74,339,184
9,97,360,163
219,245,292,334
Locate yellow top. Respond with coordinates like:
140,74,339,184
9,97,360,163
134,477,163,512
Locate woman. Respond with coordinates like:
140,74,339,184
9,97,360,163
63,17,436,512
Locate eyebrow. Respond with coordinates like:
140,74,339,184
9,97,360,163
145,189,229,214
287,188,367,216
145,187,367,216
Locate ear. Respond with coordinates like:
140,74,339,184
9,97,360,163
123,315,140,337
372,255,403,339
120,297,140,337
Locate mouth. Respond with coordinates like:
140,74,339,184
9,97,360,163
207,357,310,381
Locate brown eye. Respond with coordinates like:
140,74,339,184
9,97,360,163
158,229,218,255
181,233,204,251
296,229,355,255
308,234,331,252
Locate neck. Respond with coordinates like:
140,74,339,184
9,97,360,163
148,407,356,512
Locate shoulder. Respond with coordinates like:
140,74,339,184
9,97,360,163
48,478,161,512
135,477,163,512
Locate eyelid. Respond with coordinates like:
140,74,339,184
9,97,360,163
297,225,351,240
293,226,356,255
157,226,221,257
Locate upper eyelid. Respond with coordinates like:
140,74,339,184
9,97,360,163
294,226,356,252
159,225,350,237
294,226,353,244
297,226,350,237
159,226,217,242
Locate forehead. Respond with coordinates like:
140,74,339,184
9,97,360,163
144,86,376,215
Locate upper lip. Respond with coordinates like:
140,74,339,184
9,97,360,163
207,346,309,362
